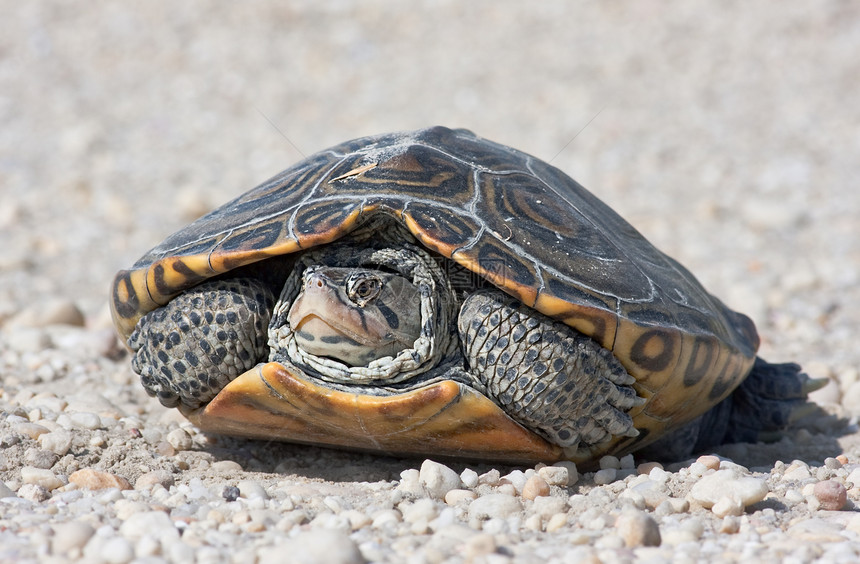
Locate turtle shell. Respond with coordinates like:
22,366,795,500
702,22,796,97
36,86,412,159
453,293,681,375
111,126,759,463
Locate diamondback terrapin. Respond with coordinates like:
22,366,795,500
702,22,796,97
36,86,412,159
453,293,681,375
110,126,816,464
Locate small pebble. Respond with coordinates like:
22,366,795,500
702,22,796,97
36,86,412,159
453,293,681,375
469,494,523,520
464,533,497,559
20,466,64,490
17,483,51,502
445,489,477,505
52,521,96,554
711,496,744,518
166,428,193,451
14,422,50,440
599,455,620,469
119,511,179,542
460,468,479,488
546,513,568,532
531,496,567,519
637,462,663,475
258,529,363,564
238,480,269,500
419,459,461,499
688,469,767,509
401,498,438,524
211,460,244,472
69,412,102,430
478,469,501,486
0,481,17,498
100,536,134,564
522,475,550,500
720,515,741,534
696,455,721,470
594,468,617,485
813,480,847,511
68,469,132,491
616,510,661,547
39,429,73,455
24,448,59,469
537,465,569,486
134,470,175,490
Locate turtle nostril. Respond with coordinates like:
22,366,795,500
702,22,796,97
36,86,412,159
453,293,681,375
316,280,323,288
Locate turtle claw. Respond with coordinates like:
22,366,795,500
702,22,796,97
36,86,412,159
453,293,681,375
803,377,829,395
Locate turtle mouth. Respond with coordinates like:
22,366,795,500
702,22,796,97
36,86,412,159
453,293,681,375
292,313,392,348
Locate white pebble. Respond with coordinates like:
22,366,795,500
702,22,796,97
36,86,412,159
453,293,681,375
616,510,661,547
238,480,269,500
552,461,579,485
20,466,64,490
444,489,477,505
38,429,73,456
688,469,768,509
629,480,669,510
401,498,438,523
419,459,461,499
538,465,569,486
258,530,363,564
101,537,134,564
210,460,244,472
166,428,192,451
783,462,812,481
460,468,479,488
52,521,95,554
546,513,568,532
14,422,50,440
599,455,620,469
69,412,102,430
619,454,635,469
371,509,402,528
594,468,617,485
712,496,744,517
478,469,501,485
17,484,50,502
396,469,423,496
648,467,670,483
469,493,523,520
502,469,528,493
531,496,568,519
0,481,17,498
118,511,179,542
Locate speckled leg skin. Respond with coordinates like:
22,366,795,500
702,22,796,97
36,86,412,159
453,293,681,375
458,289,641,450
128,278,274,409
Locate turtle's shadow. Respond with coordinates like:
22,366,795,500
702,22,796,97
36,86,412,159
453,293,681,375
202,435,520,482
200,408,853,481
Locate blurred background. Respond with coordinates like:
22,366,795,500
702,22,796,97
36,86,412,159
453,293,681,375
1,1,857,377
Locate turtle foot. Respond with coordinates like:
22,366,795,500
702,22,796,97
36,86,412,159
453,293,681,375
459,289,641,450
128,277,273,409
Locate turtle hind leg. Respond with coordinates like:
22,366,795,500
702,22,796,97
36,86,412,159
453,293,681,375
640,357,824,460
458,289,643,451
128,277,274,409
720,357,825,445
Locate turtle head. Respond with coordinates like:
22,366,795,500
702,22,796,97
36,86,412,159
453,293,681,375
287,266,422,366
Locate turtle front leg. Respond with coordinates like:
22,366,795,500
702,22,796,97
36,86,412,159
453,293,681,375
128,278,274,409
458,290,643,451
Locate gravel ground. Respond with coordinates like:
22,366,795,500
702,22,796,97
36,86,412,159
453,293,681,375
2,2,859,562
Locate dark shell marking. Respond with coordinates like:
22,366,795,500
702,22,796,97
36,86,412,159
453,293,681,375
111,126,759,449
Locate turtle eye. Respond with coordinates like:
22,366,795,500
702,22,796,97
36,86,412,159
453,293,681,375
346,273,383,306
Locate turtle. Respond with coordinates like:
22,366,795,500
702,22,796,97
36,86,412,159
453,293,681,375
110,126,818,465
